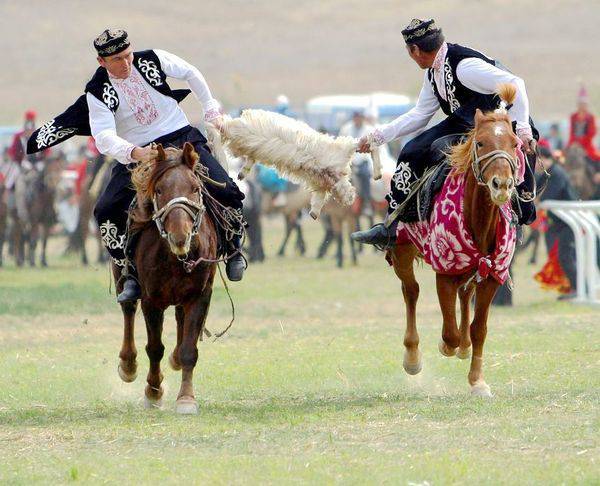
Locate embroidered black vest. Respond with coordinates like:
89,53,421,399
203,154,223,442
427,43,501,123
27,50,191,154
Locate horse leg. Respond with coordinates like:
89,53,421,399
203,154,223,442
40,223,50,267
468,278,499,397
390,244,422,375
169,305,184,371
336,231,343,268
28,226,38,267
349,219,358,265
456,284,475,359
117,300,138,383
141,301,165,408
176,288,213,415
296,221,306,256
277,216,293,256
436,274,460,357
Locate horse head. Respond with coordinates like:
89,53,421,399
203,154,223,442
450,83,521,206
132,142,205,257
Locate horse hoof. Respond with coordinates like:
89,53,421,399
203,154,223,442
118,362,137,383
438,339,456,357
176,396,198,415
456,346,471,360
470,382,493,398
169,352,181,371
403,351,423,375
143,396,163,410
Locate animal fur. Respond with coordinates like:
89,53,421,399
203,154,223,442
209,109,381,219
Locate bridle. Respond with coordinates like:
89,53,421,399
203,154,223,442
471,141,519,187
152,191,206,248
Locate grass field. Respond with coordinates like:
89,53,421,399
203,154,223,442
0,219,598,484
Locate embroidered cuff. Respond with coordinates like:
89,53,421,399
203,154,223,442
370,129,386,147
124,144,137,164
204,108,221,122
516,126,533,141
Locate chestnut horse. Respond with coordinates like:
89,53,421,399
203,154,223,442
116,142,218,414
388,84,522,397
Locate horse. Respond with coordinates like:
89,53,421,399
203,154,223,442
563,144,596,200
116,142,218,414
0,175,6,267
387,84,522,397
10,157,62,266
65,156,113,265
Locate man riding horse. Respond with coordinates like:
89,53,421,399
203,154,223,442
352,18,538,247
27,29,246,301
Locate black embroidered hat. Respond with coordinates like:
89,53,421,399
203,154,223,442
401,19,441,44
93,29,130,57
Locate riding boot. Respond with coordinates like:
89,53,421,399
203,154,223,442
351,221,398,248
225,234,247,281
117,232,141,303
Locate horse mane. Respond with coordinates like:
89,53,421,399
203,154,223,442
129,147,198,231
131,147,197,201
448,83,517,174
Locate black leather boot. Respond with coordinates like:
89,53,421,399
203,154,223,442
117,277,141,303
351,222,397,248
225,235,246,281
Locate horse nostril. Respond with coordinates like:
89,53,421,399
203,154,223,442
507,178,514,189
491,177,500,190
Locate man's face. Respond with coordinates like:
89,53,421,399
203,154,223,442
98,46,133,79
406,45,428,69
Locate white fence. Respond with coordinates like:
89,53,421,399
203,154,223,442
540,200,600,305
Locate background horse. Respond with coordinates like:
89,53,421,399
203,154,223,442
116,143,218,415
388,84,521,397
563,144,596,200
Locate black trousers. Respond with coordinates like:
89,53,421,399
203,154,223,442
94,125,244,267
386,116,470,220
386,116,537,225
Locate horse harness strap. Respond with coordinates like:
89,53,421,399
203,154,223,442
471,144,518,186
152,196,205,239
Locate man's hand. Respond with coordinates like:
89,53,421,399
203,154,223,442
131,145,158,163
211,115,225,134
357,135,371,154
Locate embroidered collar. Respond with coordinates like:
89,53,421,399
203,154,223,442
432,42,448,71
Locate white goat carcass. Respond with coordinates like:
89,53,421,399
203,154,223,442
207,109,381,219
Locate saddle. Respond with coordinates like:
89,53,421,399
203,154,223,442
398,134,465,223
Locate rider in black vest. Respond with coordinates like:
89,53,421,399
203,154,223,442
28,29,246,302
352,19,538,247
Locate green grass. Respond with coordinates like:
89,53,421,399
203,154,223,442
0,221,598,484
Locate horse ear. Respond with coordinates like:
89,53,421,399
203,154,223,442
474,109,484,126
182,142,199,169
156,144,166,162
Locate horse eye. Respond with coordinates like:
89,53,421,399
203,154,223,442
155,188,162,196
476,141,483,148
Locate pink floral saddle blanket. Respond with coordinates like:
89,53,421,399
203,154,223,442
395,171,517,284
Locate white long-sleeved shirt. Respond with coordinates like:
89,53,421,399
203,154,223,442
373,44,531,145
87,49,220,164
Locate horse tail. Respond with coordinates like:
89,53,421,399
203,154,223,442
496,83,517,111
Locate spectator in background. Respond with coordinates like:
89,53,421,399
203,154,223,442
534,140,579,299
274,94,296,119
3,110,38,191
547,123,564,152
568,85,600,162
339,110,374,215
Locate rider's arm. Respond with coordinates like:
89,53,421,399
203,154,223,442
370,73,440,146
154,49,221,122
87,93,136,165
457,58,531,139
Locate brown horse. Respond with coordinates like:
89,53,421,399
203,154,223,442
563,144,596,200
0,176,6,267
115,142,218,414
388,84,521,397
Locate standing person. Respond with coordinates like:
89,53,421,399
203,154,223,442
547,123,564,152
27,29,246,302
535,143,579,299
567,85,600,162
4,111,38,192
351,19,538,247
339,110,374,216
